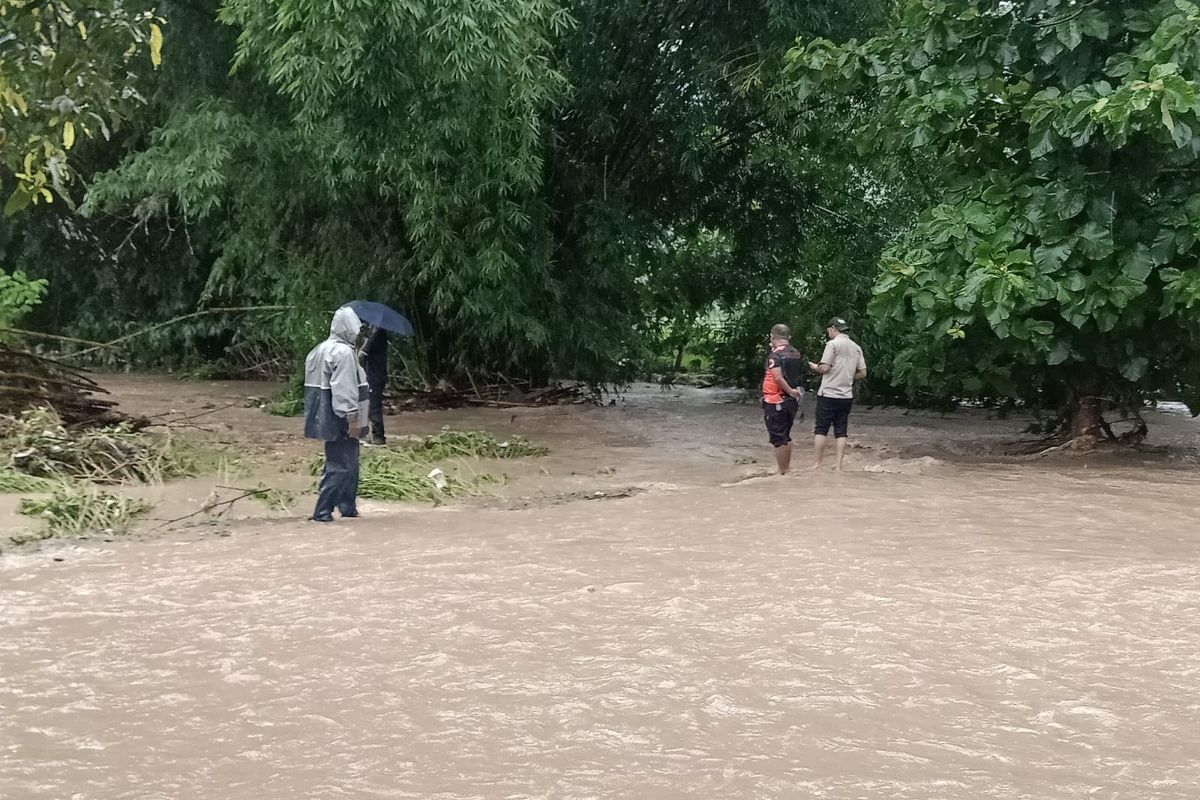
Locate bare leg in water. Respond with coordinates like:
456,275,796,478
811,434,827,469
775,443,793,475
834,437,848,472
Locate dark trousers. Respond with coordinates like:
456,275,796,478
313,434,360,520
763,397,799,447
814,395,854,439
367,379,386,443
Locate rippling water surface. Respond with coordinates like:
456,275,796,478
3,461,1199,799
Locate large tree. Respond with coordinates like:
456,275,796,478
71,0,888,384
789,0,1200,437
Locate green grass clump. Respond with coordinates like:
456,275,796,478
264,383,306,417
306,428,541,506
0,469,67,494
248,484,297,511
402,427,549,459
16,485,150,539
310,445,505,504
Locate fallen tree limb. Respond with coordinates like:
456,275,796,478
0,328,113,349
67,305,295,359
150,485,273,530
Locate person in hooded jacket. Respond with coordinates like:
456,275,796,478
304,306,370,522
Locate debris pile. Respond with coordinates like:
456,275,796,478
394,380,594,410
1,407,189,484
0,345,137,428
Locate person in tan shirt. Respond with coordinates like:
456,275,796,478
807,317,867,471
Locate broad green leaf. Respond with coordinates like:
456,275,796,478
981,183,1009,204
1034,242,1072,273
1053,186,1086,220
1057,20,1083,51
1151,229,1177,264
1087,197,1114,226
1120,356,1149,382
1047,339,1071,365
1120,245,1154,282
1029,127,1055,158
1171,121,1194,149
1038,38,1063,64
1079,222,1114,260
4,187,33,216
1078,10,1109,40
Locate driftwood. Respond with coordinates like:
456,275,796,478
392,381,592,411
0,346,141,428
1,306,293,425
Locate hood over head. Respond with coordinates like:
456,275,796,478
330,306,362,345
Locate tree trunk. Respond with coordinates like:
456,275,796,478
673,336,688,372
1067,372,1105,449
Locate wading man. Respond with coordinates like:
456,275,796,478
304,306,370,522
809,316,867,471
762,323,805,475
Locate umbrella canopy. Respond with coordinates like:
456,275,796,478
345,301,414,336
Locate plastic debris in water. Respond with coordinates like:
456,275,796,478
427,468,448,491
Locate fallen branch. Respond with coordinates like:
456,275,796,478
149,486,273,530
67,305,295,359
0,328,113,349
143,401,241,426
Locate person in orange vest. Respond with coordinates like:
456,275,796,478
761,323,805,475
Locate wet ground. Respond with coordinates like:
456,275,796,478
2,377,1199,798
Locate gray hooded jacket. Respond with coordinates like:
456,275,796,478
304,307,370,441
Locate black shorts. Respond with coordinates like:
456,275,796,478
763,397,799,447
814,395,853,438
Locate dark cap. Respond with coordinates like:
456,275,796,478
826,316,851,332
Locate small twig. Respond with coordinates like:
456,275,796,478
149,487,270,530
149,421,217,433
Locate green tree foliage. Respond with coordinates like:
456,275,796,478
789,0,1200,428
0,0,163,213
67,0,890,386
550,0,896,385
0,267,46,327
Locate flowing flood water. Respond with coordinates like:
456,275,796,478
2,380,1199,798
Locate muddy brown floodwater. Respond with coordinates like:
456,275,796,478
2,377,1200,798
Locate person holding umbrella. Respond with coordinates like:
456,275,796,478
346,300,414,448
304,305,370,522
360,325,388,445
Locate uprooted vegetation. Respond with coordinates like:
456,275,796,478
14,486,151,543
399,428,549,460
0,407,219,545
2,408,552,545
2,407,199,483
310,428,547,505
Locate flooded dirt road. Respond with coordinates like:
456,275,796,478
3,379,1200,798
